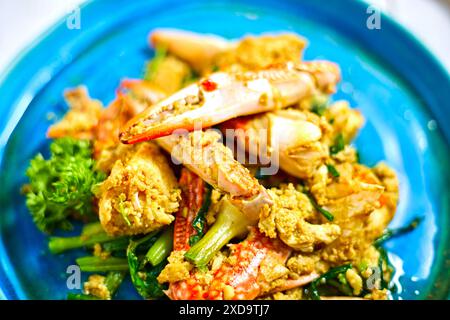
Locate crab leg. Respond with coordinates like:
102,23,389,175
150,28,232,72
202,227,291,300
119,61,340,144
157,130,271,222
165,168,207,299
171,169,208,253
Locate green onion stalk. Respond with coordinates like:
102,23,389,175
374,216,424,291
184,198,251,268
76,256,129,272
145,226,173,267
306,192,334,221
81,222,105,236
309,264,353,300
48,231,127,254
374,217,423,246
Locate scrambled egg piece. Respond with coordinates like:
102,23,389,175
149,55,191,94
98,142,180,236
365,163,400,240
287,253,322,276
345,268,363,295
257,251,291,295
158,250,225,285
259,184,341,252
373,162,399,217
157,250,193,283
93,243,110,260
262,288,303,300
366,289,389,300
205,189,224,225
83,274,110,300
324,100,364,144
95,144,133,174
216,34,306,71
332,145,359,163
47,87,103,140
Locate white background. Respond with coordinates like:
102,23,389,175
0,0,449,74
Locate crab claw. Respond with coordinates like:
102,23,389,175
150,28,232,72
221,109,328,179
120,61,341,144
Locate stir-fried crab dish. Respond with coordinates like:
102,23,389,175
24,29,418,301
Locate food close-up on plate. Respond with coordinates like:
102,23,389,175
0,0,449,301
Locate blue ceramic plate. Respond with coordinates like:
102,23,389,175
0,0,449,300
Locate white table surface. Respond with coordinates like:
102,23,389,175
0,0,449,75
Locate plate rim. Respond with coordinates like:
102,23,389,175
0,0,448,300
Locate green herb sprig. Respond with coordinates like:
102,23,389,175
25,138,105,233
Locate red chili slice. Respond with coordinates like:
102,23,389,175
200,79,217,92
